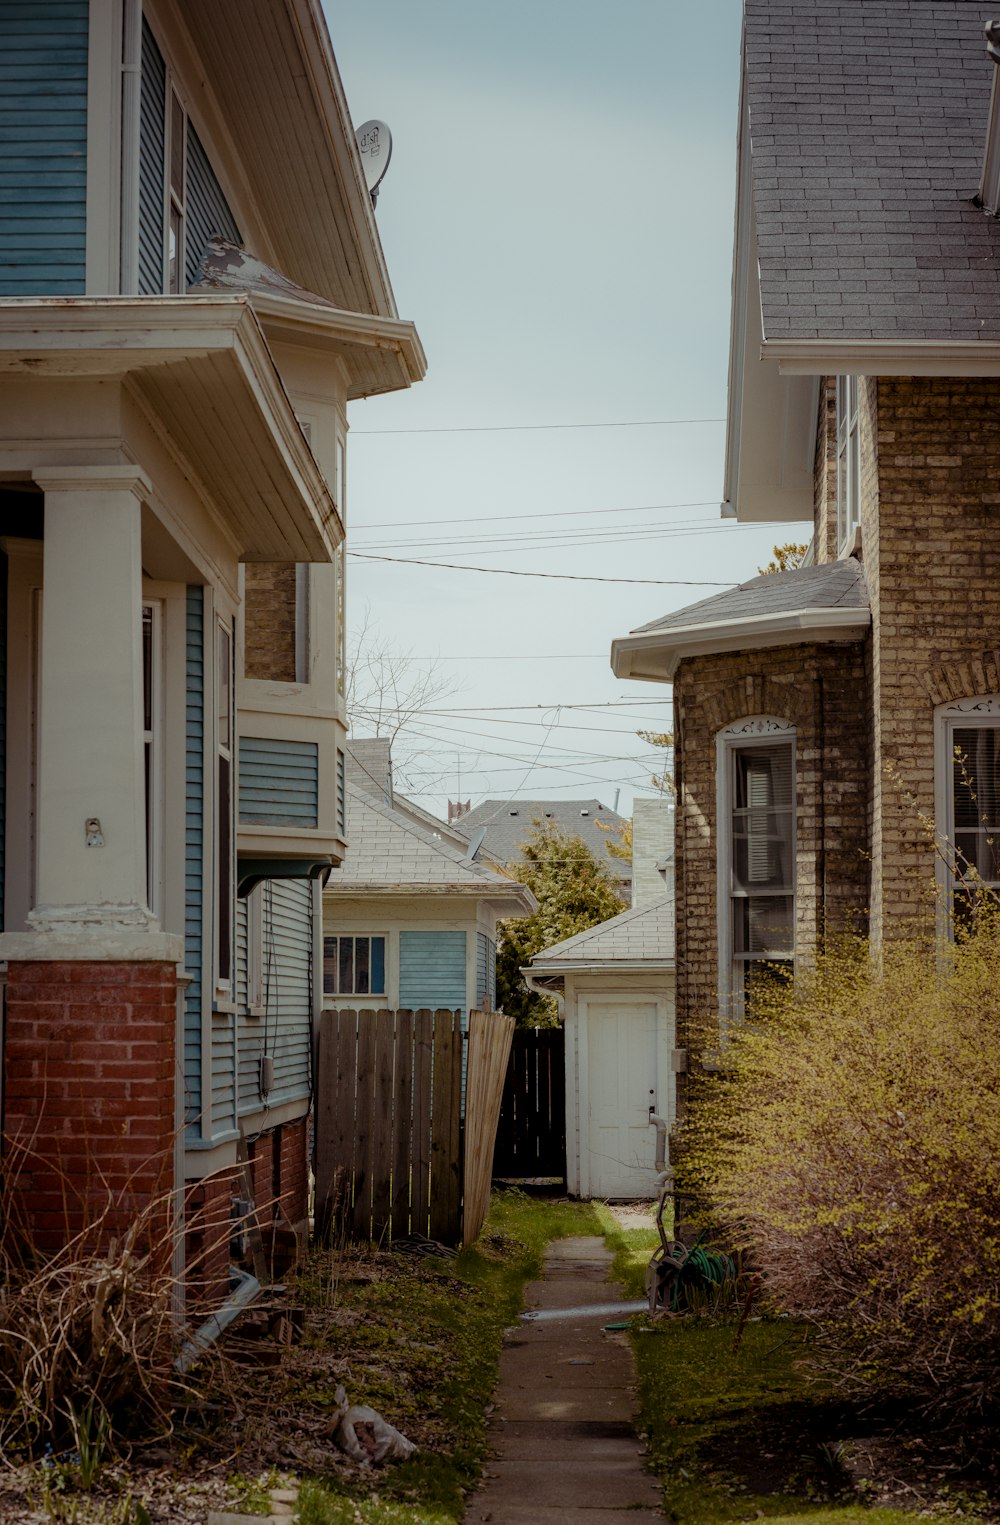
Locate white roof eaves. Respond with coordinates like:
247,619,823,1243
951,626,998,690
524,957,675,975
768,337,1000,378
611,605,871,682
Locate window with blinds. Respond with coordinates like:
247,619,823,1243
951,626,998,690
949,721,1000,925
719,724,796,1021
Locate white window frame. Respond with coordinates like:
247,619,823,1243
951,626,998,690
323,933,388,1000
245,881,266,1014
716,717,796,1027
836,374,861,554
934,696,1000,932
141,597,163,918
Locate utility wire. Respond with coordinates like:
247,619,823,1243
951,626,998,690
354,499,719,531
351,416,725,436
347,552,734,587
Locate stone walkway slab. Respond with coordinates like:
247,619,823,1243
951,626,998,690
468,1236,663,1522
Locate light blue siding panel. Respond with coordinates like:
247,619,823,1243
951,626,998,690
138,18,165,296
238,879,313,1117
476,933,496,1010
336,749,345,836
239,737,319,828
184,588,205,1136
185,121,240,287
0,0,87,295
211,1009,236,1132
399,931,467,1013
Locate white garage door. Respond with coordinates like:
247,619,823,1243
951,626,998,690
585,998,659,1199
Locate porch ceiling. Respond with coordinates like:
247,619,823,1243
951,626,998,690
0,296,341,562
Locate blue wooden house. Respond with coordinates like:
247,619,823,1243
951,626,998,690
0,0,424,1300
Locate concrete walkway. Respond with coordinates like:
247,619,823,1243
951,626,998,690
468,1236,664,1524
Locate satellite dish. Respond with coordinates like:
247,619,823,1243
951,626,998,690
356,120,392,206
462,827,488,866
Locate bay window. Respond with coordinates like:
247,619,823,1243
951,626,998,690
936,698,1000,926
718,718,796,1021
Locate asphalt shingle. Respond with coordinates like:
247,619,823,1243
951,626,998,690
529,897,675,967
745,0,1000,341
633,558,870,636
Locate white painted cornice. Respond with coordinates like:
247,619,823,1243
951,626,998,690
0,297,341,561
251,290,427,396
611,605,871,682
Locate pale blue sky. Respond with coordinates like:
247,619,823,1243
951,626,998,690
327,1,809,817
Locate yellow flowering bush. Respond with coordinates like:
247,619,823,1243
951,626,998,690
683,922,1000,1423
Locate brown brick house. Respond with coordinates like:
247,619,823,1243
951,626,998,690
612,0,1000,1118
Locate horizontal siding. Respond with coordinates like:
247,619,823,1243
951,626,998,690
238,879,313,1117
239,737,319,828
184,587,204,1135
336,748,345,836
0,0,88,296
399,930,467,1013
138,17,164,296
0,551,6,931
476,932,496,1011
211,1009,236,1133
185,119,240,287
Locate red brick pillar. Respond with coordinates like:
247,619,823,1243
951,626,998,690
3,960,177,1259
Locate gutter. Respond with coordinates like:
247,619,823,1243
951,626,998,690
765,338,1000,378
612,605,871,681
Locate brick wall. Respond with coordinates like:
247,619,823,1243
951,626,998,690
184,1116,310,1310
3,961,176,1258
672,642,870,1105
864,376,1000,933
244,563,296,682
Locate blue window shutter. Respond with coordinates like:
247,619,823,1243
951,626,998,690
185,120,240,286
138,18,165,296
0,1,88,296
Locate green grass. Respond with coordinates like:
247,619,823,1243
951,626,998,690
590,1201,662,1299
293,1190,605,1525
632,1317,966,1524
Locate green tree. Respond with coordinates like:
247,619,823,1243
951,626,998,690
757,541,808,575
497,822,626,1025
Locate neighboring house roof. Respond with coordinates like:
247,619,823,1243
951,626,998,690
612,561,871,682
453,799,633,886
345,737,470,849
527,897,675,975
326,783,536,915
745,0,1000,346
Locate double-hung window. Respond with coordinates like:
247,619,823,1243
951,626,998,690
323,935,386,999
718,719,796,1021
836,375,861,552
936,699,1000,927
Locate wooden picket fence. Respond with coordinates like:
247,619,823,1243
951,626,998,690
314,1007,514,1247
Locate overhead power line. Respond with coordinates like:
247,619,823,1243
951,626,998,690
347,552,734,588
354,499,719,531
351,416,725,436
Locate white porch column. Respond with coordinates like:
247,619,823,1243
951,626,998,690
16,466,172,950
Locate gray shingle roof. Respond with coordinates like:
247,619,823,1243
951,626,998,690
529,897,675,968
326,784,535,912
634,558,869,635
452,799,633,887
745,0,1000,341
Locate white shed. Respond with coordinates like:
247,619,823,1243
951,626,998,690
526,897,675,1200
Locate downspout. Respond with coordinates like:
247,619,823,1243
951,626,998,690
175,1268,261,1374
